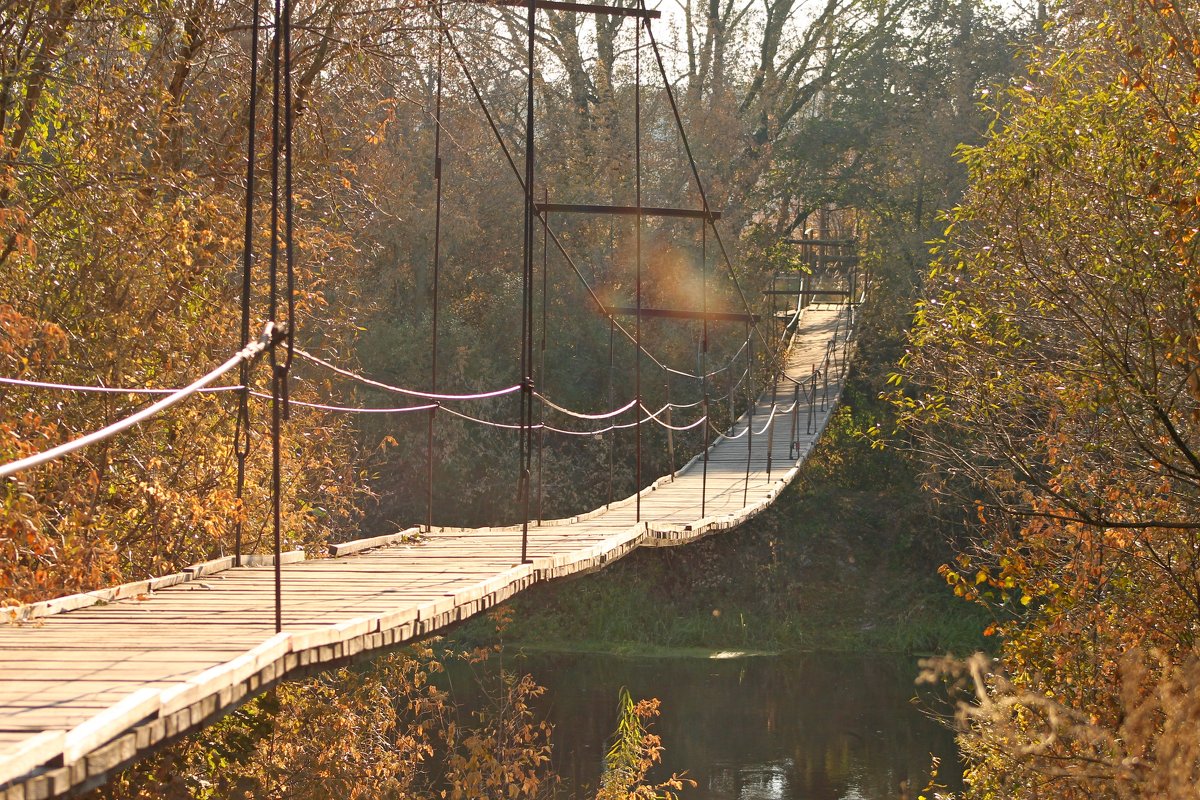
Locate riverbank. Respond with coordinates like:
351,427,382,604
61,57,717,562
453,348,989,657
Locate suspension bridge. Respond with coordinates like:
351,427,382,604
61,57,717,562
0,0,865,796
0,301,854,799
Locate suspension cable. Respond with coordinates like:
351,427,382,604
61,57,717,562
743,319,753,505
701,210,708,516
536,187,549,523
519,0,536,562
235,0,262,568
640,17,769,358
607,315,615,506
442,25,712,384
634,13,643,522
282,0,296,420
266,0,296,634
427,0,446,533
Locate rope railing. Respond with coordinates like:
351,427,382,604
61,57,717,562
636,402,674,424
292,347,522,401
751,402,784,437
711,419,750,439
275,301,850,460
439,405,528,430
0,363,772,430
441,400,705,437
0,324,280,481
534,393,638,420
647,413,708,432
0,377,244,395
249,393,438,414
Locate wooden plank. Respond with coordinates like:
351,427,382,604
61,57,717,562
0,732,65,788
62,688,160,764
329,527,422,557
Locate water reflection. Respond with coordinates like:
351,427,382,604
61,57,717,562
498,651,961,800
708,759,791,799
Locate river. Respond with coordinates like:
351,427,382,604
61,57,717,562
454,651,963,799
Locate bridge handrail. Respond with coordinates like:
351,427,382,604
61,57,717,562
0,325,279,481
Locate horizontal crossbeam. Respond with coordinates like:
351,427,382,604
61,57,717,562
763,289,851,296
785,238,856,247
606,306,760,323
537,202,719,220
809,255,859,264
490,0,661,18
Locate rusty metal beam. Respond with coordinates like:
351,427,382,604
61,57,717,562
785,237,855,247
763,289,850,296
536,202,719,220
606,306,760,323
489,0,661,18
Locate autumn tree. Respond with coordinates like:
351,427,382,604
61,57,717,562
898,0,1200,795
93,637,555,800
0,0,429,601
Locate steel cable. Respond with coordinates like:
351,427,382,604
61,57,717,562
292,347,522,401
641,16,768,357
0,327,278,480
0,376,243,394
442,26,726,385
535,393,638,420
248,392,437,414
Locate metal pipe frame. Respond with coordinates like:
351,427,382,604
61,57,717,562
535,202,719,220
606,306,760,323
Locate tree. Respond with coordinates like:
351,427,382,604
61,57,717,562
897,0,1200,794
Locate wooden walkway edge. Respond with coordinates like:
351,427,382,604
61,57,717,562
0,304,853,800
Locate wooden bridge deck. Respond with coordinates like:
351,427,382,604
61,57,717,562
0,304,851,799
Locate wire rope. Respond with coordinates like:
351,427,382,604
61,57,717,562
234,0,262,567
247,392,437,414
518,0,537,558
0,376,243,394
0,328,277,480
292,347,522,401
427,0,446,532
640,18,765,344
534,393,638,420
634,11,643,521
441,26,724,385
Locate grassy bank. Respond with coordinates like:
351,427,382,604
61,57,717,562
454,352,988,656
